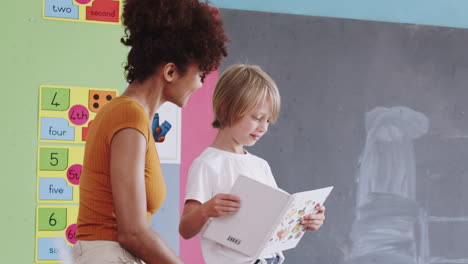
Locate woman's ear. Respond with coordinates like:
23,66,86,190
163,63,178,83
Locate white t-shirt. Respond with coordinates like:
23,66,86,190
185,147,285,264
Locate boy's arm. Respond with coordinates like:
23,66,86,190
179,194,241,239
179,200,209,239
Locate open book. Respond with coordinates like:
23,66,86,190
201,175,333,259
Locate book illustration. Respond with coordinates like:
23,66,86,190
295,231,303,239
266,199,319,246
285,209,297,219
298,207,306,217
277,229,288,240
292,223,302,233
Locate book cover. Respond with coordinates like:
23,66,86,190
201,175,333,258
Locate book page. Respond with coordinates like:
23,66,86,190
260,186,333,256
202,175,291,257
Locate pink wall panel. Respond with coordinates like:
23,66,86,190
180,71,219,263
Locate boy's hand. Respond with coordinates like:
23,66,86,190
301,204,326,231
201,193,241,218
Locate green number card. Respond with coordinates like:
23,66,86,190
38,208,67,231
41,87,70,111
39,148,69,171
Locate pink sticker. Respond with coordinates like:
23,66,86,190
68,105,89,126
66,224,78,244
67,164,82,185
75,0,92,4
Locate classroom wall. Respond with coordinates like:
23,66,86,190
211,0,468,29
2,0,468,263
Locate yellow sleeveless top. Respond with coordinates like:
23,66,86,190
76,96,166,241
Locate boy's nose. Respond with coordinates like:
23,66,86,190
258,121,268,132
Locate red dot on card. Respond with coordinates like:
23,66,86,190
75,0,92,4
67,164,82,185
68,105,89,126
66,224,78,244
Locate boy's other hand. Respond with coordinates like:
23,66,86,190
301,204,326,231
202,193,241,218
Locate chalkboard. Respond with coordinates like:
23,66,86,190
220,9,468,264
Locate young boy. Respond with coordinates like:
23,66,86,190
179,64,326,264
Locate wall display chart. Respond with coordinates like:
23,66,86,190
35,85,118,263
35,85,182,262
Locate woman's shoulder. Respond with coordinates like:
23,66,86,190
90,96,150,141
101,96,145,115
96,96,148,125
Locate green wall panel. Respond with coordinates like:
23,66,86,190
0,1,127,262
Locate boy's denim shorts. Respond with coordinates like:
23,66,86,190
255,255,281,264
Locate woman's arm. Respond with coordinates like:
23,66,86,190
179,194,241,239
110,128,183,264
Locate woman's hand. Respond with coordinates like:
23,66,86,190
301,204,326,231
201,193,241,218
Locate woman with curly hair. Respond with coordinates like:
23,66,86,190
72,0,228,263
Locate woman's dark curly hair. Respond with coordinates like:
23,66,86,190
121,0,228,83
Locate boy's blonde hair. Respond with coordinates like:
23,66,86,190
212,64,281,128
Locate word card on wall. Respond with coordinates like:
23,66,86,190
43,0,122,25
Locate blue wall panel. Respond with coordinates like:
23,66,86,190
211,0,468,29
151,164,180,254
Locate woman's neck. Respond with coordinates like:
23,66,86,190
122,77,165,119
210,128,245,154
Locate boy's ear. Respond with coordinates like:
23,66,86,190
163,63,178,82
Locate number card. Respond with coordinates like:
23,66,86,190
38,85,118,144
35,205,78,263
43,0,123,25
37,146,84,203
